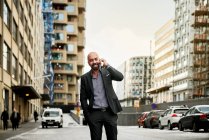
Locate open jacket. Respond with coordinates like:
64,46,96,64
80,66,124,121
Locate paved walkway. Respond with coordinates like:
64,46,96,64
0,118,41,140
0,114,78,140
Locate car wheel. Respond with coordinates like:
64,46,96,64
192,122,199,132
204,129,208,132
168,122,173,130
179,122,184,131
42,125,44,128
159,122,164,130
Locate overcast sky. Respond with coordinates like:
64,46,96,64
84,0,175,72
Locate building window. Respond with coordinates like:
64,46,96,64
54,13,64,21
67,76,73,82
52,53,63,60
19,64,23,85
54,33,64,40
67,94,72,100
13,0,18,9
19,33,23,52
3,2,11,28
12,19,18,42
54,84,64,90
3,42,11,73
67,44,74,52
19,4,24,22
65,64,73,71
12,55,18,80
66,24,74,33
65,5,75,13
24,70,27,84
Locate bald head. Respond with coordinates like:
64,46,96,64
87,52,99,60
87,52,101,71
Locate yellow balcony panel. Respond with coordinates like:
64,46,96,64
54,88,67,93
54,70,78,75
78,14,86,29
77,53,84,66
53,0,68,5
78,0,86,10
54,98,66,103
78,35,85,48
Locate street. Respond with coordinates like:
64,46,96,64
5,114,209,140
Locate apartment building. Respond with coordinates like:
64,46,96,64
118,56,153,107
173,0,209,101
52,0,85,106
0,0,45,127
147,19,174,103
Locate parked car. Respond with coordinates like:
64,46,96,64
144,110,164,128
178,105,209,132
41,108,63,128
159,106,189,130
137,112,149,128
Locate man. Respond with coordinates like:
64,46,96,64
80,52,123,140
1,108,9,130
10,108,20,130
34,110,39,122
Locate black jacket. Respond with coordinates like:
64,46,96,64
80,66,123,121
1,110,9,121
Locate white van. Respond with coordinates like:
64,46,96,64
41,108,63,128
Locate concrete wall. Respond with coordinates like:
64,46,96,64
71,98,209,126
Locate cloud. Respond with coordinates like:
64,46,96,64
84,26,152,72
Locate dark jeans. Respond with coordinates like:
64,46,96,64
88,109,118,140
12,121,18,130
3,121,8,130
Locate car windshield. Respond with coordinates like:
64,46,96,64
174,109,188,114
197,106,209,113
44,111,59,117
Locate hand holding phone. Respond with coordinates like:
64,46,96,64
99,58,108,68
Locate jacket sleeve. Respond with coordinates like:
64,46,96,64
80,76,90,120
106,66,124,81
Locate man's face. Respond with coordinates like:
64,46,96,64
88,52,100,71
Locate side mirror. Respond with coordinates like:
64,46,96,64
161,115,164,117
182,113,185,116
61,115,63,117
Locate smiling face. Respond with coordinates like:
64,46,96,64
87,52,101,71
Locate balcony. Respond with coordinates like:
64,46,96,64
191,33,209,43
194,59,208,67
192,18,209,28
78,14,86,30
78,34,85,48
193,45,209,54
193,73,207,81
192,6,209,16
77,52,84,66
78,0,86,10
53,0,68,5
173,83,193,92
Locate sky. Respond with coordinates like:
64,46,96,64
84,0,175,72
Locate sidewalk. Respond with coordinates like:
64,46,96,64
0,118,40,140
0,114,79,140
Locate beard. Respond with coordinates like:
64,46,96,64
91,63,100,71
